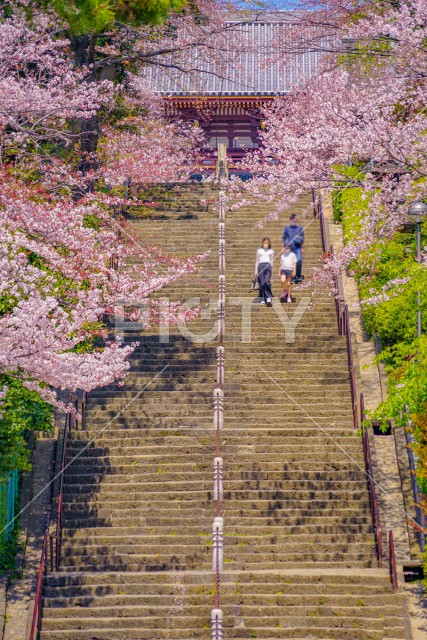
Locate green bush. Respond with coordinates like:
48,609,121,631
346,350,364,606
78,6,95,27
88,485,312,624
337,178,427,529
332,164,369,226
0,376,53,476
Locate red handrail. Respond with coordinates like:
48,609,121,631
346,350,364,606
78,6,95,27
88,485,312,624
388,530,399,589
363,398,398,581
316,189,386,573
55,408,70,570
55,392,86,569
30,392,87,636
363,425,383,566
343,305,358,430
29,509,51,640
81,391,87,431
313,190,328,253
55,394,80,571
311,188,317,218
360,392,366,423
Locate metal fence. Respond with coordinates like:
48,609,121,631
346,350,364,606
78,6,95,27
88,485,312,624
0,469,19,544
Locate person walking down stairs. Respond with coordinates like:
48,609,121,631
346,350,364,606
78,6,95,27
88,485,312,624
255,237,274,306
282,213,304,281
279,244,297,303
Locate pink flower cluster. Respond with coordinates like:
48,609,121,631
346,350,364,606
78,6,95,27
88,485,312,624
0,9,208,407
236,0,427,297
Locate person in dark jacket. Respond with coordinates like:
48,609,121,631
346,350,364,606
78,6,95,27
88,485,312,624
281,213,304,281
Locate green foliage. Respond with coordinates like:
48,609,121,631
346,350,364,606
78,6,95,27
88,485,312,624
82,212,101,230
0,523,20,573
340,187,369,243
338,175,427,510
332,164,369,226
411,406,427,490
29,0,188,34
370,338,427,427
356,232,426,345
0,294,18,317
0,377,53,476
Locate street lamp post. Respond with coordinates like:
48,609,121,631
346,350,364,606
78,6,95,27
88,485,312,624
408,201,427,337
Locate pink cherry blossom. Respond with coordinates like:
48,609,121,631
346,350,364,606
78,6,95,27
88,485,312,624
235,0,427,298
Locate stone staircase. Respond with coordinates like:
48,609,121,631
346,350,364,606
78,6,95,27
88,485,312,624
40,185,410,639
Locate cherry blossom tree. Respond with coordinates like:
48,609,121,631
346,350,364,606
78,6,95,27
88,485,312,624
237,0,427,296
0,7,208,407
1,0,271,408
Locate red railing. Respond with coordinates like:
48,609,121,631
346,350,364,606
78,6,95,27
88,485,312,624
314,190,400,585
361,392,382,566
312,189,331,257
342,304,358,430
362,404,399,588
313,190,358,428
55,393,87,570
362,413,383,566
30,392,87,639
81,391,87,432
55,408,70,571
388,530,399,589
29,509,51,640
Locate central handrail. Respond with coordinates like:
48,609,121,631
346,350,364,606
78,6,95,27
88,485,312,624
211,180,226,639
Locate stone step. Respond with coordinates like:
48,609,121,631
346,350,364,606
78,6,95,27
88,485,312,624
81,412,355,424
63,479,367,494
61,515,372,529
69,427,357,440
83,400,354,412
83,399,352,413
40,613,397,631
64,461,363,475
61,536,374,562
64,453,363,467
65,441,362,454
59,524,372,539
87,384,351,395
44,568,396,587
56,559,376,573
58,532,372,548
85,388,352,400
75,420,356,430
61,535,374,562
39,629,402,639
111,366,350,376
44,582,401,599
42,602,404,618
63,469,365,482
39,627,406,639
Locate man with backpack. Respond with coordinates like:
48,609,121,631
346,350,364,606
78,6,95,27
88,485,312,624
281,213,304,283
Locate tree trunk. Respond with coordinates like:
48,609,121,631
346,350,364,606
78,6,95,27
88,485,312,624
70,34,100,177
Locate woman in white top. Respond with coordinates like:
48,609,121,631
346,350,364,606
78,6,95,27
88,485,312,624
255,237,274,305
278,245,297,303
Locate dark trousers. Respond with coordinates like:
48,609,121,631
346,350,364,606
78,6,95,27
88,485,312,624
292,246,303,278
258,262,272,301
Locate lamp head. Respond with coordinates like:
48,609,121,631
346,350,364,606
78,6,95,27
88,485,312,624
408,200,427,223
